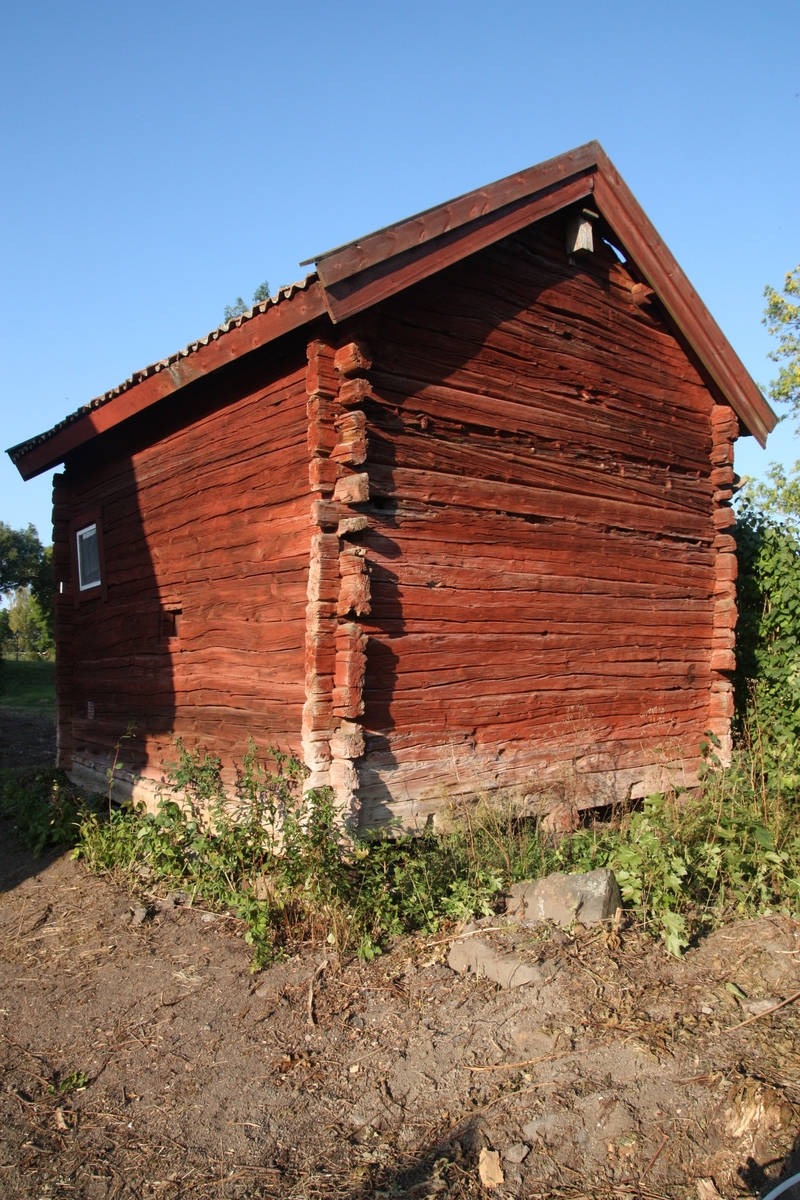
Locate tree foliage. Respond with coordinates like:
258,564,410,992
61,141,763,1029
735,480,800,774
733,266,800,773
764,264,800,419
223,280,270,322
0,523,43,594
0,525,54,662
6,586,55,659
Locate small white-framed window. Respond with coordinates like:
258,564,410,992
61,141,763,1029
76,524,101,591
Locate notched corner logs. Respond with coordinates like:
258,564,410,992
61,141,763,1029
708,403,739,759
334,341,372,378
303,338,372,825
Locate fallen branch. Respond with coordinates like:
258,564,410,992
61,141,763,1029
426,926,508,948
466,1035,622,1072
724,986,800,1033
640,1133,669,1181
307,959,328,1026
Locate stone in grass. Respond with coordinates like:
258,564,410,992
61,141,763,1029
447,937,545,990
507,868,621,927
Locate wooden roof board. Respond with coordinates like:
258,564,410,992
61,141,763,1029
9,280,327,481
8,142,777,480
305,141,602,285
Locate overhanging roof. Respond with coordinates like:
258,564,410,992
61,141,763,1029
8,141,777,481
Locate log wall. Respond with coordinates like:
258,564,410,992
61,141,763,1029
344,213,735,829
57,352,312,797
51,207,739,829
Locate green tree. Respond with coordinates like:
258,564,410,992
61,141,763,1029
734,489,800,761
764,264,800,420
223,297,247,321
7,586,54,659
0,608,10,656
0,525,54,669
30,545,55,647
224,280,270,322
732,266,800,765
0,522,43,594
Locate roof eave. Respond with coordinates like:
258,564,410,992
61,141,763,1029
9,277,326,481
9,142,777,479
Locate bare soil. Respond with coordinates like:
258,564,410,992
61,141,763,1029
0,704,57,770
1,711,799,1199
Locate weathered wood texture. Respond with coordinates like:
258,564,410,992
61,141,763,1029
59,358,312,792
302,339,372,824
344,213,733,829
53,204,739,830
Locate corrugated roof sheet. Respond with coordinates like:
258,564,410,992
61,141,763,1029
7,275,318,464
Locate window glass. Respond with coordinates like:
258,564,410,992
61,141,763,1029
76,524,101,591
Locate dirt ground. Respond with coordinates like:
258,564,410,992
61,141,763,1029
0,704,57,769
1,709,800,1199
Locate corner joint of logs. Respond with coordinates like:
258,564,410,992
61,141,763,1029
303,335,372,828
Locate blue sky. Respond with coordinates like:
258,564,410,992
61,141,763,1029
2,1,799,541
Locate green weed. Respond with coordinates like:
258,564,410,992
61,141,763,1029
5,728,799,967
0,767,98,855
47,1070,88,1096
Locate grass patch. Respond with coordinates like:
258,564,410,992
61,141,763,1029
0,658,56,709
3,731,799,969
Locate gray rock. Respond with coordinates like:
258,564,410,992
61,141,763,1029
129,905,148,927
503,1142,530,1163
507,869,621,927
447,937,544,990
741,997,781,1017
522,1113,573,1144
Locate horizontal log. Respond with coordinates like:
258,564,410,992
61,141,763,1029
367,465,712,539
306,343,338,398
309,457,338,491
332,689,364,718
712,506,736,529
310,499,348,528
333,473,370,504
337,573,371,617
337,515,369,536
338,378,373,408
334,342,372,377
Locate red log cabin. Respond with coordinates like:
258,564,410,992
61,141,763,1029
8,142,777,830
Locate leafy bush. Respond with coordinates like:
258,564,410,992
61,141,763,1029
5,731,799,967
69,733,800,965
74,738,506,966
552,739,800,955
734,467,800,782
0,767,98,855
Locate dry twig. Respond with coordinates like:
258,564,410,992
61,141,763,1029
724,986,800,1032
